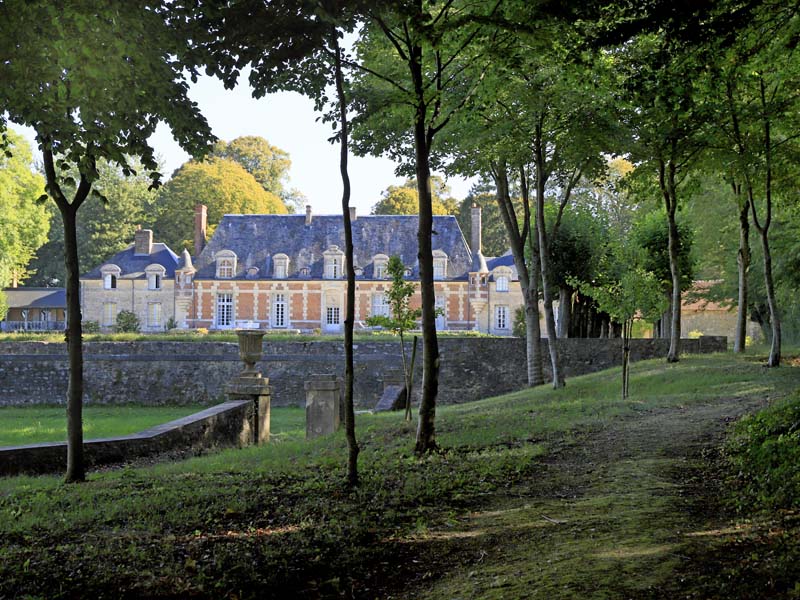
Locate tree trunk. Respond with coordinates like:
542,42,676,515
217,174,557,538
750,76,780,367
557,286,571,338
492,160,543,386
411,46,439,454
533,125,564,388
663,170,682,362
758,226,781,366
333,34,359,486
734,196,750,353
61,204,85,483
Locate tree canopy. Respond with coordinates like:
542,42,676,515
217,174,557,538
371,177,459,216
0,130,49,288
152,157,288,253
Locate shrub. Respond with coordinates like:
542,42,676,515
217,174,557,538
83,320,100,333
725,393,800,511
114,310,140,333
513,306,526,338
165,317,178,331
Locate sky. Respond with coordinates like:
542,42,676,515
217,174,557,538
13,72,476,216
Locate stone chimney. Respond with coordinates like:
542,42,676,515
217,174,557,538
194,204,207,254
349,206,356,222
134,227,153,256
471,203,482,255
305,204,313,226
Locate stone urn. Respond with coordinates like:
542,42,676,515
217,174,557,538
236,330,266,379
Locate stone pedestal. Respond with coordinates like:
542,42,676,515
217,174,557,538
226,377,271,445
225,330,270,445
305,374,341,439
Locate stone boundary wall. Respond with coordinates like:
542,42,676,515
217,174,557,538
0,400,254,477
0,337,726,409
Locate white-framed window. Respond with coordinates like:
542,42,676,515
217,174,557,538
371,293,390,318
433,250,448,280
495,305,509,330
272,293,287,328
215,250,238,279
372,254,389,279
145,264,166,290
102,303,117,327
324,246,345,280
216,293,234,328
147,302,162,329
101,264,121,289
326,305,341,325
273,253,289,279
496,275,509,292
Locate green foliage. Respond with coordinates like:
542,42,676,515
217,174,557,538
365,256,421,334
631,210,695,294
114,310,140,334
27,158,160,285
513,306,526,338
82,321,100,334
212,136,292,200
726,392,800,512
152,157,288,253
0,131,49,287
547,203,610,290
455,182,512,257
0,1,213,189
371,177,459,216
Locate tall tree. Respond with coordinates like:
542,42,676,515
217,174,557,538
620,32,706,362
191,0,367,486
27,158,160,286
0,130,49,288
0,1,213,482
212,135,299,208
372,176,459,216
349,0,502,452
152,157,287,253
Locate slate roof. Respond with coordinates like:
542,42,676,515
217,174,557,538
486,251,518,279
81,243,179,279
193,214,474,280
3,288,66,309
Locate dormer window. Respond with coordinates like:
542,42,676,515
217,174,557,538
300,267,311,278
323,245,345,280
215,250,237,279
246,267,260,279
494,267,512,292
101,264,121,290
372,254,389,279
273,253,289,279
145,264,166,291
432,250,448,280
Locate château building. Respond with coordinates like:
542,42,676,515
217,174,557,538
79,204,525,335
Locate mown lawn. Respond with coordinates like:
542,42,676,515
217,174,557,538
0,351,798,599
0,405,209,446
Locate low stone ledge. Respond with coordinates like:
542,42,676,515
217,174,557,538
0,400,252,477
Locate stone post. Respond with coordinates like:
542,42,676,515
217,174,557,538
226,330,270,445
305,374,341,439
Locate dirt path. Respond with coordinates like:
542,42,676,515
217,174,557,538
375,395,767,599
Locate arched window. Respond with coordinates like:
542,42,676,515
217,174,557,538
493,267,512,292
215,250,238,279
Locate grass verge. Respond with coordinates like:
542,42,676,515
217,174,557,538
0,352,797,599
0,405,208,446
